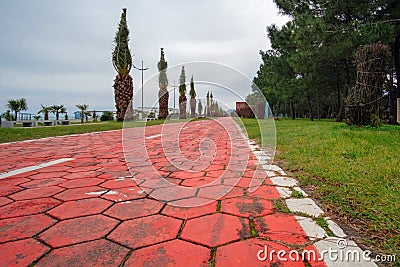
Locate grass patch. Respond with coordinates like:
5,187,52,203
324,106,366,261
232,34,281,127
315,217,334,237
291,190,304,198
241,118,400,259
272,199,291,214
0,119,193,143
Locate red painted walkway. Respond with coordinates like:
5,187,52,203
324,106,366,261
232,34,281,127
0,118,326,266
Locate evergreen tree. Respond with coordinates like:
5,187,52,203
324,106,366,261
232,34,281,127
189,75,197,118
158,48,169,119
178,66,187,119
112,8,134,122
198,99,203,117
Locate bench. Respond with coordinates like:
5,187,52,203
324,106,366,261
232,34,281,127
61,120,70,125
43,120,57,126
22,121,37,127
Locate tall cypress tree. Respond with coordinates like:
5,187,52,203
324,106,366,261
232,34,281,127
189,75,197,118
198,99,203,117
112,8,133,122
178,66,187,119
158,48,169,119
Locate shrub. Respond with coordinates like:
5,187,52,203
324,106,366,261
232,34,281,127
100,111,114,121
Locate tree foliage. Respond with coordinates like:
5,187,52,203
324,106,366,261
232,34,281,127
7,98,27,121
158,48,169,119
254,0,399,123
112,8,132,75
178,66,187,119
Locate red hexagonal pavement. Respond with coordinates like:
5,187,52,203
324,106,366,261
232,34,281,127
36,239,129,267
220,196,274,218
104,198,164,220
0,238,50,266
254,214,308,245
39,214,118,248
126,239,210,266
108,214,181,249
0,214,55,243
47,198,113,220
0,197,60,219
215,239,305,266
180,213,250,247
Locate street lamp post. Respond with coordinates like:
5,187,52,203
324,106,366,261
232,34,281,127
168,81,178,115
133,60,149,120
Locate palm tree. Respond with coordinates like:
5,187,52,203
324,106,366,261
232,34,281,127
112,8,134,122
38,105,51,120
50,104,65,120
76,104,89,123
178,66,187,119
7,98,27,121
33,115,41,120
158,48,169,119
189,76,197,118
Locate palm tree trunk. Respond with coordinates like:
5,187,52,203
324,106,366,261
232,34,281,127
158,88,169,119
179,95,187,119
190,98,196,118
114,74,133,122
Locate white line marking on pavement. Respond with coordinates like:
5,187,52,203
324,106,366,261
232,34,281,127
145,134,163,139
0,158,75,179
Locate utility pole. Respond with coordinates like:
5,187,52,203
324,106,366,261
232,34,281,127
133,60,149,120
169,81,178,115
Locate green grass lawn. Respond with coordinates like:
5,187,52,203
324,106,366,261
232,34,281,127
0,120,168,143
242,118,400,260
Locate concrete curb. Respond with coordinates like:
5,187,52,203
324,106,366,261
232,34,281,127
245,137,378,267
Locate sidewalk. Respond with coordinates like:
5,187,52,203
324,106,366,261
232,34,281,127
0,118,375,266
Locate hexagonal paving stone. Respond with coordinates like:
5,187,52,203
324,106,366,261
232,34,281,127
29,172,69,180
53,186,107,201
162,202,217,219
197,185,233,200
215,239,305,266
181,176,217,187
100,177,138,189
0,185,24,197
0,197,12,207
0,177,31,186
36,239,129,267
180,213,250,247
150,186,197,202
39,214,118,248
62,171,101,180
9,186,64,201
60,178,105,188
47,198,113,220
0,214,56,242
247,185,281,199
220,196,274,218
105,198,164,220
20,178,66,188
108,214,181,249
0,198,61,219
0,238,50,266
125,239,210,267
254,214,308,245
101,186,147,202
220,187,246,200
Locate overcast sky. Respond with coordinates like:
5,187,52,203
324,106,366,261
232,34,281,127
0,0,288,115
